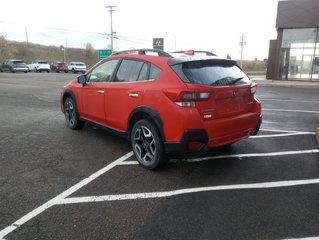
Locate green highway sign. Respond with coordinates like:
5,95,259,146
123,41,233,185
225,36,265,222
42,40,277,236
98,49,112,60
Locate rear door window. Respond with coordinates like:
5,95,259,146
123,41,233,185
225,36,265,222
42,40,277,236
115,59,144,82
115,59,162,82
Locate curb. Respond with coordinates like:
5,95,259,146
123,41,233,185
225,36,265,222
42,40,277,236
253,80,319,88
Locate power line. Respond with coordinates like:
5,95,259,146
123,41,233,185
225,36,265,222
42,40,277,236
0,20,106,37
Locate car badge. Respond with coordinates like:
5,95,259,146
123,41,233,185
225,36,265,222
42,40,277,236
232,91,239,97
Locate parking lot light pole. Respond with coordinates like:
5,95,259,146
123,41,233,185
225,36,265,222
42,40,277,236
239,34,246,68
166,32,177,51
105,5,117,52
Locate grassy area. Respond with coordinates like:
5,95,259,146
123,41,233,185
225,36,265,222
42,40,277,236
241,60,267,75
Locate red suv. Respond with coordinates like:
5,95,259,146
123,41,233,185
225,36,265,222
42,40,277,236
50,62,69,73
60,49,261,169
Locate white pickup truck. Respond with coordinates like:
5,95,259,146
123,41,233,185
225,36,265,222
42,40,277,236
28,60,51,73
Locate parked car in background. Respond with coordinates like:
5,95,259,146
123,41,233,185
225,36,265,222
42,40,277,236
28,60,50,73
0,60,29,73
68,62,87,73
50,62,69,73
60,49,262,170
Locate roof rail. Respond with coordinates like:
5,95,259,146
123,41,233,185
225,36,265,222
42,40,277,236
112,49,172,57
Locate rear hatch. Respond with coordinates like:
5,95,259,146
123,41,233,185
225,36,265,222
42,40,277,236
13,60,28,68
169,58,256,119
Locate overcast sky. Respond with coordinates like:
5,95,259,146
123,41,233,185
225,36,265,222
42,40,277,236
0,0,280,60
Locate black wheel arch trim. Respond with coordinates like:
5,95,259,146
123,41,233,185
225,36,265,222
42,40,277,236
61,90,77,113
128,106,166,142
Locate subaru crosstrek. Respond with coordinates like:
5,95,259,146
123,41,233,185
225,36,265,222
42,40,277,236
60,49,262,169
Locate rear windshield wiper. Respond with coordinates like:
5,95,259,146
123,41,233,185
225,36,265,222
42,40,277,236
229,77,244,85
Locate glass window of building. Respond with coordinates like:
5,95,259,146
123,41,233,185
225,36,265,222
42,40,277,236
280,28,319,81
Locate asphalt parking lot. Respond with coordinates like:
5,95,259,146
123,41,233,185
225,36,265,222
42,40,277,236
0,72,318,240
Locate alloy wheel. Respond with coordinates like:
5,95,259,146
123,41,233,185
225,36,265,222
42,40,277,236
65,100,76,127
133,126,156,164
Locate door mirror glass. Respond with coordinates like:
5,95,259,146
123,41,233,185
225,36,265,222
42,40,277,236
77,75,87,85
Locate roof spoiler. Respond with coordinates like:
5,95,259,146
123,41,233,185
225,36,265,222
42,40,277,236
172,50,217,57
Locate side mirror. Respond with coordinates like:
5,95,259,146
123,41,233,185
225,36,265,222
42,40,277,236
77,75,87,86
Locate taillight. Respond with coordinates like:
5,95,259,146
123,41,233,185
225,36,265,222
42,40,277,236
251,83,257,94
182,92,212,100
163,89,212,108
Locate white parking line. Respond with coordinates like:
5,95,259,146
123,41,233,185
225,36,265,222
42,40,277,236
0,152,134,239
251,132,315,138
282,237,319,240
56,178,319,204
263,108,319,114
118,149,319,166
261,98,318,104
260,128,313,133
188,149,319,163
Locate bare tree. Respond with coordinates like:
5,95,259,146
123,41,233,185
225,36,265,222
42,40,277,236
0,33,17,62
84,43,95,58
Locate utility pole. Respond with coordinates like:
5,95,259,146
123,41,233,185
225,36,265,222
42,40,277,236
64,39,67,63
105,5,117,52
25,26,29,46
239,34,246,68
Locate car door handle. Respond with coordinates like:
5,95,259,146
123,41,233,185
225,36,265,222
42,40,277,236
97,90,105,94
128,93,139,97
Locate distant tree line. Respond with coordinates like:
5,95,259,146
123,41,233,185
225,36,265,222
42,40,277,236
0,33,98,68
0,33,17,62
0,33,267,74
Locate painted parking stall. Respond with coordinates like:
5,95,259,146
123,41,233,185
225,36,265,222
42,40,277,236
0,74,319,240
1,127,319,239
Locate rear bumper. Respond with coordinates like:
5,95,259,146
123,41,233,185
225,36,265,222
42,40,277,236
165,129,208,154
13,68,29,72
164,114,262,154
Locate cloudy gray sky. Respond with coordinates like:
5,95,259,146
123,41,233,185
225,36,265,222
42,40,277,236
0,0,280,60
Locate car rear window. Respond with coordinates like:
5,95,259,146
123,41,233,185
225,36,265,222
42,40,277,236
171,60,251,86
13,61,24,64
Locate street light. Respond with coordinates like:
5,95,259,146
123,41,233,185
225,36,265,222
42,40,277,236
239,34,246,68
165,32,176,51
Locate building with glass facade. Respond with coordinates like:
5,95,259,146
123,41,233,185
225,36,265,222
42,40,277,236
267,0,319,81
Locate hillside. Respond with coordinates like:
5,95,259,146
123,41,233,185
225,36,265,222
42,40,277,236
0,39,267,74
1,40,99,68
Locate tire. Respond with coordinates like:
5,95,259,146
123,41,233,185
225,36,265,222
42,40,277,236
73,69,77,74
131,119,167,170
64,97,85,130
65,70,68,73
46,70,50,73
